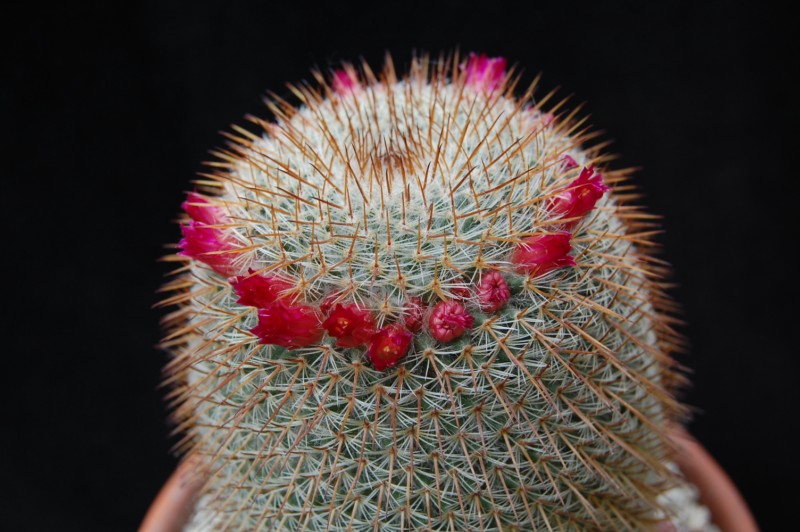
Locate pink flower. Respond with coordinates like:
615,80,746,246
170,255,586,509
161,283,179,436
462,53,507,91
251,301,323,349
512,232,576,277
332,69,359,93
428,300,474,342
178,222,238,276
230,271,293,308
367,325,413,371
548,165,610,226
322,304,377,348
403,297,426,333
476,271,510,313
181,192,230,225
561,154,579,171
178,192,238,276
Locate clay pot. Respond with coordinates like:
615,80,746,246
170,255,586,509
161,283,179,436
140,432,757,532
140,455,204,532
669,431,758,532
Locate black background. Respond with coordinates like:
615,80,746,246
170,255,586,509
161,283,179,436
2,1,796,530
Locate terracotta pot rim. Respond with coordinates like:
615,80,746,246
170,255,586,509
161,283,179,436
140,431,757,532
669,429,758,532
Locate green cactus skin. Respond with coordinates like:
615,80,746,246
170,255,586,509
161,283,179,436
161,52,693,531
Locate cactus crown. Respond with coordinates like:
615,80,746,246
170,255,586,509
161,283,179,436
161,52,687,530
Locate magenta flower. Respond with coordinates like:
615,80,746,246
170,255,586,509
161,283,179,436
332,69,359,93
428,300,474,342
230,272,293,308
181,192,230,225
251,301,323,349
403,296,426,333
178,192,238,276
322,304,377,348
477,271,510,313
178,222,238,277
367,325,413,371
512,232,576,277
548,165,610,226
462,53,507,91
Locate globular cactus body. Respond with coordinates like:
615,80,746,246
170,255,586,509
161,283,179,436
162,53,703,530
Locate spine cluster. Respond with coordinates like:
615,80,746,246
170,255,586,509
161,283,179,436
162,52,689,531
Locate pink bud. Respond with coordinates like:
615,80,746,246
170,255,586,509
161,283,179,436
428,300,474,342
476,271,510,313
251,301,323,349
230,271,293,308
178,222,238,277
462,53,507,91
367,325,412,371
548,165,610,226
322,304,377,348
512,232,576,278
181,192,230,225
179,192,238,276
332,69,359,93
403,296,426,333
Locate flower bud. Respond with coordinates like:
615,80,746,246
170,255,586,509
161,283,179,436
512,232,576,278
322,304,377,348
429,300,474,342
548,166,610,226
367,325,412,371
462,53,506,91
230,271,293,308
403,296,426,333
251,301,323,349
477,271,510,313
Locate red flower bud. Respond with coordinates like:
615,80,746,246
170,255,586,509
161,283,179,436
179,192,238,276
322,304,377,348
477,271,510,313
428,300,474,342
251,301,323,349
462,53,507,91
548,165,610,226
403,296,426,333
512,232,576,277
367,325,412,371
181,192,230,225
178,222,238,277
230,271,293,308
332,69,359,93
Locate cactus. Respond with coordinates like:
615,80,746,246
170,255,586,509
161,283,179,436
160,52,710,530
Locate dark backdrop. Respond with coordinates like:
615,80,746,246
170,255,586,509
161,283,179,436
2,1,796,530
